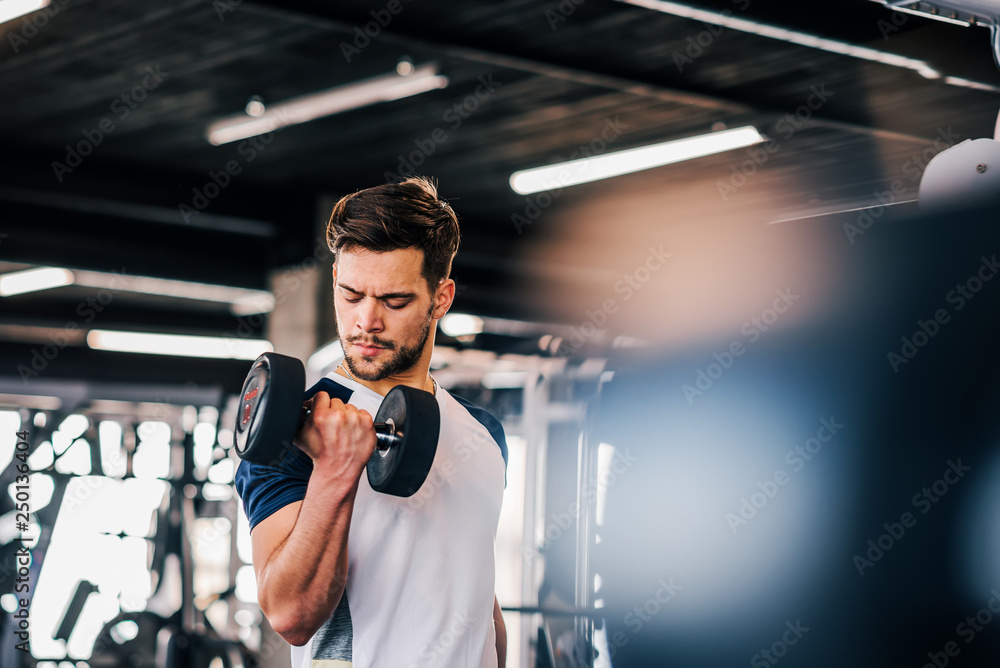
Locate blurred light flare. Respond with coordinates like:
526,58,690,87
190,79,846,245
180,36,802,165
307,339,344,378
134,422,171,479
235,565,258,603
440,313,485,337
58,414,89,440
596,442,616,526
28,440,54,469
54,439,92,476
207,458,235,484
98,421,126,478
31,476,167,660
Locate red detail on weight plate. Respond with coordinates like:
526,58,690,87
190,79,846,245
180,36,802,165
242,403,252,426
244,387,259,402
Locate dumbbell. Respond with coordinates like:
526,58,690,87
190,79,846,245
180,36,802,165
234,352,440,497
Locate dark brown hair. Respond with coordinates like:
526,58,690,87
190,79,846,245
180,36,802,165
326,176,460,293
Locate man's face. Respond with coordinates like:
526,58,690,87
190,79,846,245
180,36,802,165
333,247,444,382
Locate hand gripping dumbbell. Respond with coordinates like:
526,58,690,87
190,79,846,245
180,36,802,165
234,352,440,497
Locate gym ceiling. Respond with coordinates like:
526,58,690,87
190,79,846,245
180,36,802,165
2,0,998,396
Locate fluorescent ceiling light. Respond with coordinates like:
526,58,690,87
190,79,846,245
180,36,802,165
0,267,73,296
510,126,765,194
0,0,49,25
87,330,272,360
0,264,273,313
616,0,942,79
72,269,275,314
207,64,449,146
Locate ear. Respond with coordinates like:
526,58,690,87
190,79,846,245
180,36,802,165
432,278,456,320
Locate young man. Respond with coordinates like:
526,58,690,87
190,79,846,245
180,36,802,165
235,176,508,667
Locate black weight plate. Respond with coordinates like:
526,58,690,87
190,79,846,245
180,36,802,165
234,353,305,464
368,385,440,497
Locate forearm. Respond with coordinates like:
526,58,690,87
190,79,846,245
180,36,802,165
257,467,358,645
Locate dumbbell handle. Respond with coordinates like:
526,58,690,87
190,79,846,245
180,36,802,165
298,405,398,451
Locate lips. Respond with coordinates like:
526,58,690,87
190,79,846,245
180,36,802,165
353,342,385,356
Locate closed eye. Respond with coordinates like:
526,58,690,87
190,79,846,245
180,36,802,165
343,296,409,309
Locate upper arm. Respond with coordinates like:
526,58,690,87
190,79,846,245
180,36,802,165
250,500,302,581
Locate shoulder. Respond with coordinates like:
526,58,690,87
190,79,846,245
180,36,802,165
307,375,355,402
448,392,508,469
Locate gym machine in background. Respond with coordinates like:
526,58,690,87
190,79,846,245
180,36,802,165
0,384,260,668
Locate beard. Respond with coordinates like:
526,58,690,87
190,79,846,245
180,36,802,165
340,305,434,381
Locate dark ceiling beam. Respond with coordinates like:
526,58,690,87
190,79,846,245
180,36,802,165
0,187,278,238
244,0,937,147
0,0,204,73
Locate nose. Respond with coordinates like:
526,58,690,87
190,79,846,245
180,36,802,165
354,298,384,334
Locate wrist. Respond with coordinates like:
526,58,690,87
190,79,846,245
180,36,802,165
309,457,364,496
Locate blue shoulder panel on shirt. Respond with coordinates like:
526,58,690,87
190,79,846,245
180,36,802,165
233,377,354,531
452,394,509,470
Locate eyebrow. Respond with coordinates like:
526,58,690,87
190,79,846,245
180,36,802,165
338,282,416,300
